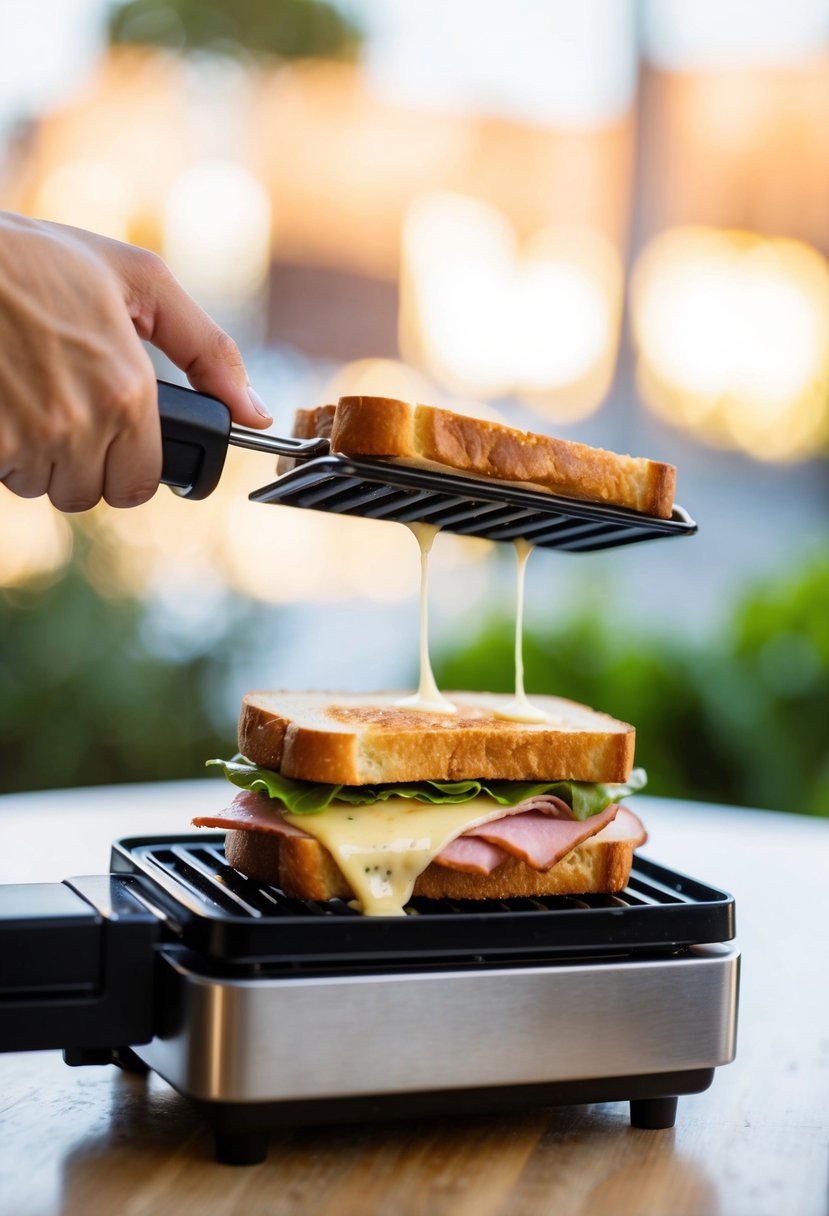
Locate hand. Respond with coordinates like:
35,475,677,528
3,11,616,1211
0,211,271,512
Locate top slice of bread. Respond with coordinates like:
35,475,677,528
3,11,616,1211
238,690,635,785
294,404,337,440
276,403,338,475
328,396,675,519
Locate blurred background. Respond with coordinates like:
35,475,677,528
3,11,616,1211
1,0,827,815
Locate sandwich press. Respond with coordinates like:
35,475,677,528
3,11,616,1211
0,835,738,1165
0,389,726,1165
158,381,697,553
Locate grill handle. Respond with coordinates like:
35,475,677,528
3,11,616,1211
159,379,232,500
158,380,329,500
0,876,159,1053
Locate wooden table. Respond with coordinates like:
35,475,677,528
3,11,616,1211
0,782,827,1216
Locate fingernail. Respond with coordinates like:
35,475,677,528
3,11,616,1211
248,386,272,422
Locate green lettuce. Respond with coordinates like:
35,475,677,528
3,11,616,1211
207,756,647,820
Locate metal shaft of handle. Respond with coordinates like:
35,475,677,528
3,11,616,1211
159,379,328,500
228,427,329,459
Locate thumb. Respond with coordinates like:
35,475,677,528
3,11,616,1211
184,329,273,430
127,249,273,428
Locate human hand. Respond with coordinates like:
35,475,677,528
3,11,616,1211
0,211,271,512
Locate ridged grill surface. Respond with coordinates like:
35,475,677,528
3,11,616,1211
111,835,734,966
249,457,697,553
144,842,647,919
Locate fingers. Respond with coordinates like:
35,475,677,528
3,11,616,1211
45,367,160,512
2,362,160,512
97,355,161,510
121,249,272,428
47,456,104,513
2,460,53,501
100,356,161,508
41,405,108,513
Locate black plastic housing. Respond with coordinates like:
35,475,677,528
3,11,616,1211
159,379,231,499
0,876,159,1052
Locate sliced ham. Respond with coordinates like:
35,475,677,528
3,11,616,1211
194,790,646,875
470,802,620,870
434,835,509,875
592,807,647,846
499,794,574,819
193,789,310,837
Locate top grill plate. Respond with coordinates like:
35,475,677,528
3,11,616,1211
249,457,696,553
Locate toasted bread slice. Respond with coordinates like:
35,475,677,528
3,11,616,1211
224,816,642,901
294,404,337,440
328,395,675,518
238,691,635,785
276,403,338,475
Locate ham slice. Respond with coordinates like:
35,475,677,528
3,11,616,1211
471,802,620,869
193,789,310,836
436,807,647,874
432,835,509,875
497,794,574,819
194,791,646,875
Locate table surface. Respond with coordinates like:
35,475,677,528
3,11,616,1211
0,781,827,1216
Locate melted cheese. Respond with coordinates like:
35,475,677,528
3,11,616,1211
395,522,457,715
494,538,548,724
284,795,508,916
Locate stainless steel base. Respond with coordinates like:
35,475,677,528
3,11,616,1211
136,945,739,1104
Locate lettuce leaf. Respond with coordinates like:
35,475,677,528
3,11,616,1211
207,756,647,820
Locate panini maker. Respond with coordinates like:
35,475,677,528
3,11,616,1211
0,385,737,1163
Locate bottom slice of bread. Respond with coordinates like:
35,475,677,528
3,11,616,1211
224,829,636,902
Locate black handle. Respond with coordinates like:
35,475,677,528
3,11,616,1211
0,876,159,1053
158,379,231,500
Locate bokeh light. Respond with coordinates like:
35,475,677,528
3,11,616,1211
163,159,271,304
33,159,132,241
631,226,829,459
323,357,506,423
0,490,74,587
400,191,622,420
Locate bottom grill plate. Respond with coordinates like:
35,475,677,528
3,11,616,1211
111,833,735,965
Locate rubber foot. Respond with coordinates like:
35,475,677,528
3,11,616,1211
111,1047,150,1076
214,1130,269,1166
630,1095,678,1129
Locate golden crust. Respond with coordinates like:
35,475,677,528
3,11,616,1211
276,403,337,475
224,828,637,902
328,396,675,519
332,395,416,457
237,691,636,786
237,703,290,772
294,404,337,440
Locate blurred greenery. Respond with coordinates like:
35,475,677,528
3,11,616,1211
2,537,828,814
109,0,362,60
0,536,261,794
435,553,829,817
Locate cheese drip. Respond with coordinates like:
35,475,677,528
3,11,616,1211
494,538,548,724
395,522,457,714
284,795,510,916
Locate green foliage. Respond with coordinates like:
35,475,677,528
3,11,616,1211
0,559,259,794
435,555,829,817
109,0,362,60
3,530,828,815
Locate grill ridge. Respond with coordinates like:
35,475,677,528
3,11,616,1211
109,834,734,967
